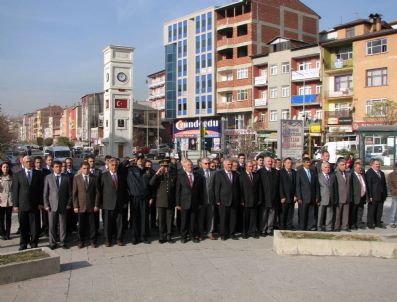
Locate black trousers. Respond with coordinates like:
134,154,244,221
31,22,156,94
130,196,149,241
181,208,199,239
103,209,123,242
66,207,78,234
20,210,40,247
150,199,157,228
298,202,315,231
40,208,49,232
350,198,366,228
367,200,384,227
243,207,257,236
280,202,295,230
158,207,173,240
198,203,214,237
78,212,97,244
219,205,236,238
0,207,12,238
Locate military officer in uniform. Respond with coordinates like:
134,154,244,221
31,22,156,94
149,160,177,244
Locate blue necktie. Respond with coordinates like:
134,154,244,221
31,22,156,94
306,169,311,183
27,171,32,185
56,176,60,188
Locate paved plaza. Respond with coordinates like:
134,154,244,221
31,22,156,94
1,201,396,302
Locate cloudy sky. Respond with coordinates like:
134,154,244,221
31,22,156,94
1,0,396,116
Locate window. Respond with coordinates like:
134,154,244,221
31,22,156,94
334,103,351,112
270,65,278,75
201,96,206,110
182,79,187,93
195,36,200,54
168,25,172,42
367,38,387,55
195,56,200,74
237,67,248,79
270,110,278,122
117,119,125,128
183,98,187,115
235,114,245,129
226,93,233,103
183,59,187,76
207,74,212,93
316,60,320,69
237,89,248,101
367,68,387,87
316,85,322,94
270,87,278,98
366,99,387,117
208,95,213,113
201,34,206,52
299,86,312,95
237,46,248,57
298,61,311,70
201,14,206,32
173,24,177,41
335,74,353,91
195,96,200,113
207,53,212,68
178,22,182,40
183,40,187,57
281,86,290,98
261,113,266,123
201,54,206,69
207,12,212,30
177,60,182,77
225,72,233,81
177,41,182,58
261,90,267,99
282,63,290,74
177,79,182,96
315,110,322,120
346,27,355,38
196,16,200,34
207,33,212,51
195,76,200,94
281,110,289,120
336,47,353,60
201,75,206,93
183,20,187,38
237,24,248,36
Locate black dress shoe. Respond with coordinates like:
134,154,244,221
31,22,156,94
168,238,175,244
231,234,239,240
143,239,151,244
221,236,227,241
242,234,249,239
132,239,138,245
192,238,200,243
309,226,317,231
376,224,387,229
181,238,187,244
159,239,166,244
19,245,27,251
31,243,38,248
253,233,260,239
49,244,57,250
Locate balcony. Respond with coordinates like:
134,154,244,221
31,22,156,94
291,69,320,81
325,88,353,99
324,59,353,73
254,76,268,86
291,94,320,106
324,110,353,125
149,80,165,88
254,98,267,107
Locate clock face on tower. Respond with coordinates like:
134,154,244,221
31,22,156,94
117,72,128,82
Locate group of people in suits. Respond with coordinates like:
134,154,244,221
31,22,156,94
0,148,394,251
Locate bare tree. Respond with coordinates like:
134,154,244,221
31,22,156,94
0,114,16,155
365,99,397,125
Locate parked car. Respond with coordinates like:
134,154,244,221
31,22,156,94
252,150,277,160
364,144,392,165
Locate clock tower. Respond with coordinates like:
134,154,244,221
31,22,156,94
103,45,134,157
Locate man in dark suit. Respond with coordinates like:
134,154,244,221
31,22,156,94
296,157,319,231
213,159,240,240
12,156,44,250
366,159,387,229
334,159,351,231
100,155,112,172
73,162,100,248
85,155,102,234
239,160,259,238
43,161,72,249
197,157,216,240
11,153,25,174
350,161,368,230
258,156,280,236
314,150,334,174
176,159,204,243
64,157,78,234
279,158,297,230
149,160,176,244
237,153,246,173
317,162,337,231
97,158,128,246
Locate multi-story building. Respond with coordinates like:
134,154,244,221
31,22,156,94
81,92,104,146
21,113,35,142
216,0,319,149
147,70,166,118
32,105,63,142
321,14,397,142
252,38,322,149
60,108,70,139
164,7,217,153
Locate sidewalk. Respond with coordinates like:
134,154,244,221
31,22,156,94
0,201,396,302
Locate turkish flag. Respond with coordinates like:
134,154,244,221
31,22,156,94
115,99,128,108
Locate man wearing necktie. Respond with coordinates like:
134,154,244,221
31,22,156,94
239,160,259,238
213,159,240,240
97,158,128,247
175,159,204,243
64,157,78,234
279,158,298,230
73,162,100,248
12,156,44,250
366,159,387,229
296,157,319,231
258,156,280,236
334,159,352,231
317,162,337,231
43,161,72,249
350,161,368,230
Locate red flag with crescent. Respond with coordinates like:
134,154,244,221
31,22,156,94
115,99,128,108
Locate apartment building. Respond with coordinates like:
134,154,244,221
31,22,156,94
147,70,166,118
321,14,397,142
81,92,104,145
32,105,63,141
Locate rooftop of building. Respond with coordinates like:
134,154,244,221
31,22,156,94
321,28,397,47
147,70,166,78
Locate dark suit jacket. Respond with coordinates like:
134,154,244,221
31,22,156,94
149,173,176,208
12,169,44,211
239,171,259,208
213,170,240,207
72,174,99,212
259,167,280,208
279,168,297,204
351,171,368,205
175,171,204,210
43,173,72,213
197,168,215,205
296,167,319,204
366,168,387,202
97,171,128,211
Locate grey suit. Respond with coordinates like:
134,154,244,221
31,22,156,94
318,173,337,231
43,173,72,246
334,170,351,230
198,168,216,237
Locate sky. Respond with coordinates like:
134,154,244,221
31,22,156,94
1,0,396,116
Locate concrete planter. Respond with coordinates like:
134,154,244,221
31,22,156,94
0,247,60,285
273,230,397,259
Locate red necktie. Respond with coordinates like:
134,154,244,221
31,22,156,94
112,174,118,188
188,174,193,187
249,173,253,183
